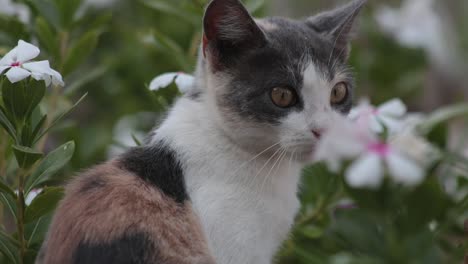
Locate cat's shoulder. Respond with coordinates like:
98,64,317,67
37,144,214,264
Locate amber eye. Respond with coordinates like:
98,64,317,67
271,87,297,108
330,82,348,105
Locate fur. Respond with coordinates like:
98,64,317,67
38,0,365,263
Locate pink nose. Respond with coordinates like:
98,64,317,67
312,129,322,139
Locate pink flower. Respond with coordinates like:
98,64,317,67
315,117,424,189
349,98,407,134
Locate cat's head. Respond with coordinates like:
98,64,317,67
198,0,365,162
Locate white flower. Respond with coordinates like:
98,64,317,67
14,188,42,206
315,118,425,189
0,40,64,86
0,0,30,23
149,72,194,94
349,98,407,134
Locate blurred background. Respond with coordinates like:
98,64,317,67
1,0,466,170
0,0,467,263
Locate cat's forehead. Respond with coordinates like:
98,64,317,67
251,17,339,80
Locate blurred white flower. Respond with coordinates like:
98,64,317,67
391,131,439,167
0,40,64,86
14,188,42,206
315,118,425,189
0,0,30,23
374,0,457,71
25,189,42,205
349,98,407,134
149,72,194,94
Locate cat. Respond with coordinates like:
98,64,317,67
37,0,365,263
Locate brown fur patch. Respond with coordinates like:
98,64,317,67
38,161,215,264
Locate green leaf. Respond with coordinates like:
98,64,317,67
300,162,341,204
245,0,265,14
30,115,47,144
24,187,64,223
0,106,18,143
25,214,53,248
0,193,17,223
141,0,199,26
35,17,58,57
53,0,82,29
0,15,29,44
33,93,87,143
62,31,99,76
12,145,43,169
152,30,189,70
0,177,16,198
131,133,142,146
418,103,468,135
25,141,75,195
1,79,46,124
64,65,108,95
0,229,19,264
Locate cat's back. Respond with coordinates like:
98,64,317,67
37,144,214,264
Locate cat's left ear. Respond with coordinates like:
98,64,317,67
306,0,366,60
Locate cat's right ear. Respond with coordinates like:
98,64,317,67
203,0,266,70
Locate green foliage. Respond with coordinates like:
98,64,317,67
0,0,467,263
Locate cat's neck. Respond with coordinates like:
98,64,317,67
152,96,302,264
153,96,302,190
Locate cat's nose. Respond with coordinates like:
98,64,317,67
311,129,323,139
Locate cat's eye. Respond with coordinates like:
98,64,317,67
330,82,348,105
271,87,297,108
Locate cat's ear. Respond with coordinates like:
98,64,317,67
306,0,366,60
203,0,266,69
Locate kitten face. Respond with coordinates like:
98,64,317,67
201,0,365,161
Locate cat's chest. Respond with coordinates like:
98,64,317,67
184,155,301,264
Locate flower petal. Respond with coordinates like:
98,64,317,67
49,68,64,86
174,73,195,93
22,60,51,73
5,67,31,83
369,116,384,133
345,153,384,189
149,73,177,91
0,66,11,74
378,115,403,133
386,151,424,186
0,47,17,66
16,40,40,63
378,98,407,117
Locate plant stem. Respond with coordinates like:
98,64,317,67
16,168,27,264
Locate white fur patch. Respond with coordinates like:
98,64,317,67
153,97,302,264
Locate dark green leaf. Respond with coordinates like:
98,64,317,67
53,0,82,29
141,0,199,26
0,177,16,198
1,79,46,124
35,17,58,57
12,145,43,169
25,141,75,194
31,115,47,144
0,106,17,142
0,192,17,223
300,162,341,204
24,187,64,223
25,214,53,248
62,31,99,76
33,93,87,143
0,229,19,264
